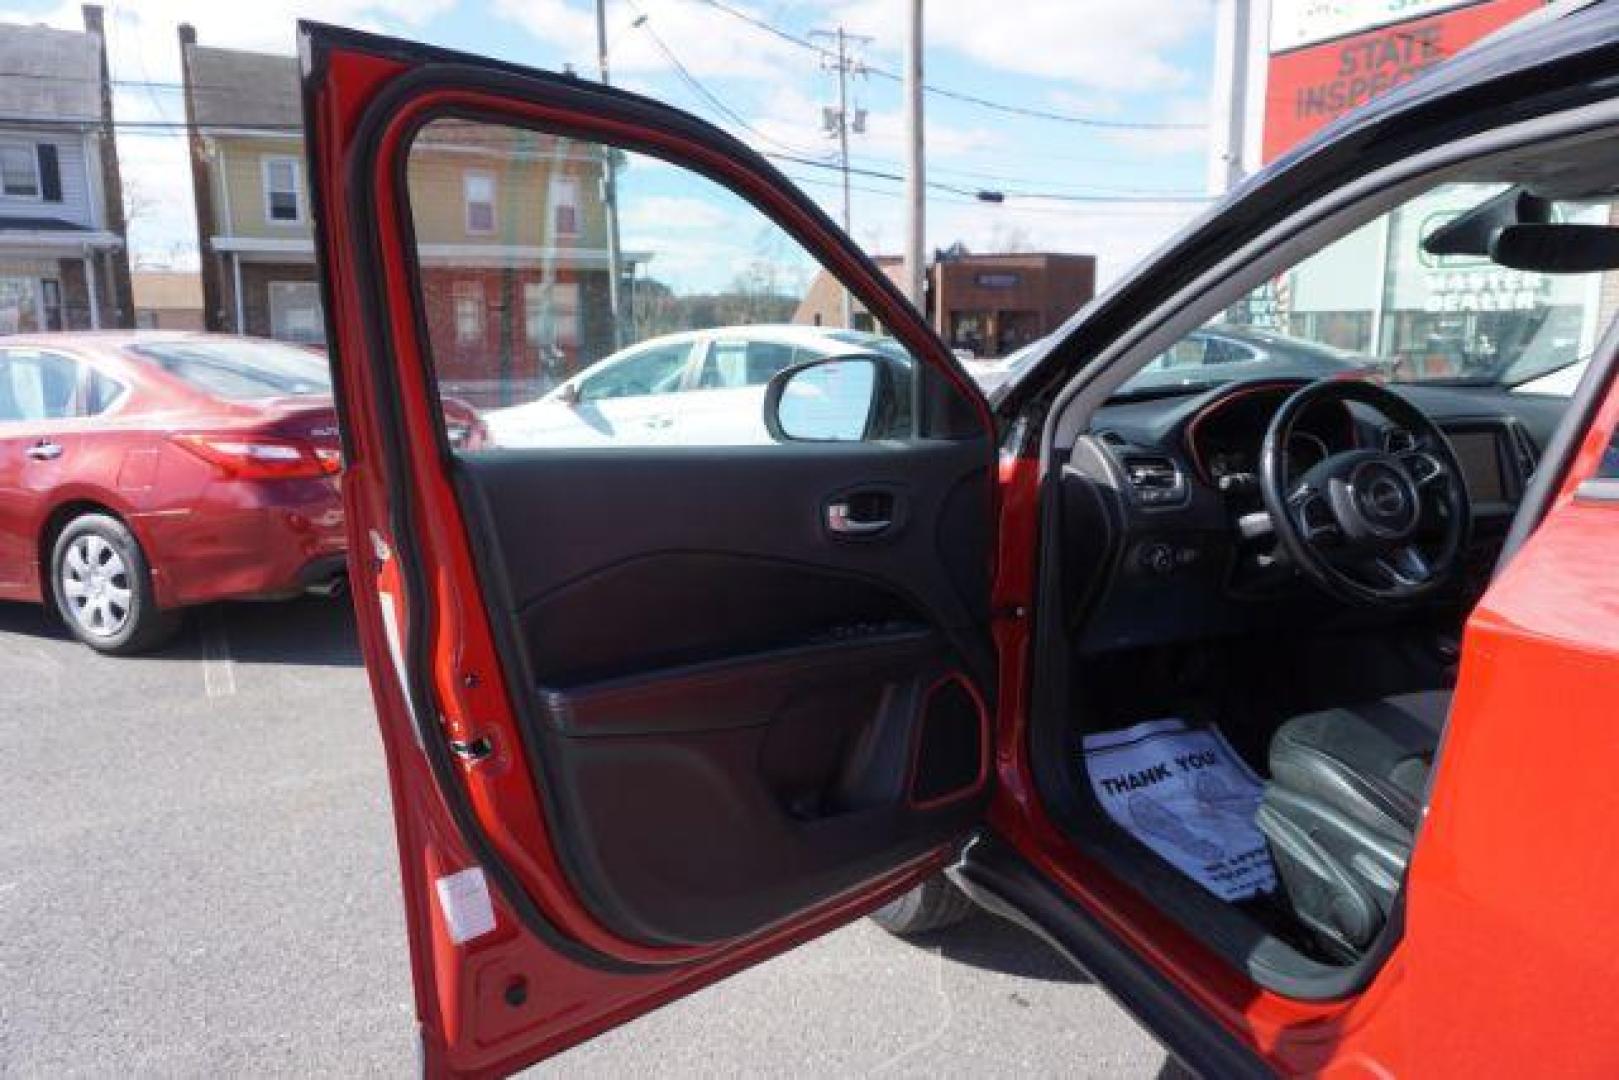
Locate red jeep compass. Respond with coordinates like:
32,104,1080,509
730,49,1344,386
303,5,1619,1075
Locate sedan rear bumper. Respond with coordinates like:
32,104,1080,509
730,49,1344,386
132,477,346,608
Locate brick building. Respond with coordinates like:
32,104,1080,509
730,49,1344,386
930,250,1095,359
793,248,1096,359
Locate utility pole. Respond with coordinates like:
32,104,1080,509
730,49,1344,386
596,0,625,350
1208,0,1256,195
903,0,925,312
812,26,871,328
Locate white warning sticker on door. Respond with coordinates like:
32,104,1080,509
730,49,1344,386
434,866,497,945
1081,719,1276,902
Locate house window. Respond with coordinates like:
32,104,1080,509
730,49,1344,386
262,156,302,223
0,142,40,198
551,177,580,237
453,281,485,344
464,172,496,234
268,281,324,344
523,282,580,347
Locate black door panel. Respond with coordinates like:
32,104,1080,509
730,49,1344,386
451,439,994,947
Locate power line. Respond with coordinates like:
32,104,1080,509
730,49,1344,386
681,0,1205,131
618,21,1211,208
625,0,833,162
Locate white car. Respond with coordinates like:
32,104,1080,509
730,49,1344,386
483,325,912,448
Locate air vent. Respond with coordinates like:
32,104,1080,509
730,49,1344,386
1383,427,1417,454
1121,454,1188,508
1096,429,1127,447
1508,422,1539,481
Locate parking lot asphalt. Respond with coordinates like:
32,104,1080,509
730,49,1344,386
1,597,1172,1077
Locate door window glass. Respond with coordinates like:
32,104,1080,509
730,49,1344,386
0,349,79,422
404,118,917,441
576,343,690,402
697,340,799,389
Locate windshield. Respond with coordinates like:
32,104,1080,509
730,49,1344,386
1106,182,1615,400
128,340,332,400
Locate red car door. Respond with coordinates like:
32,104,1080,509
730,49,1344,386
302,25,999,1077
0,347,81,598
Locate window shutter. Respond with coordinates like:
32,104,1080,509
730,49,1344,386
37,144,61,202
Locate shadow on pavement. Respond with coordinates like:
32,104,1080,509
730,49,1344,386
203,597,363,667
0,601,71,642
895,910,1092,984
0,595,363,667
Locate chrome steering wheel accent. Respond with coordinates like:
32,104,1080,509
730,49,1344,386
1259,379,1471,606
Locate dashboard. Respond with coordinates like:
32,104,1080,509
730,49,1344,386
1059,377,1550,654
1185,383,1358,500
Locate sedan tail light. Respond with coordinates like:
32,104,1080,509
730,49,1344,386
172,432,341,480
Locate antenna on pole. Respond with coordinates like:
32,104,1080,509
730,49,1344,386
811,25,873,329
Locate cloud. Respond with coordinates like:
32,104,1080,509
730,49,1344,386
492,0,805,80
826,0,1215,94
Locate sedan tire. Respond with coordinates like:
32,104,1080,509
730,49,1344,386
50,513,181,655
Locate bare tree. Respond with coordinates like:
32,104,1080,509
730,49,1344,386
984,221,1035,253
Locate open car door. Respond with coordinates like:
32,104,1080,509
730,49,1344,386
301,23,1000,1076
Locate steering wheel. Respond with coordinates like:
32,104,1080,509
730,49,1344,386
1259,379,1470,605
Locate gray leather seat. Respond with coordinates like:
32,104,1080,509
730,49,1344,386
1256,690,1448,961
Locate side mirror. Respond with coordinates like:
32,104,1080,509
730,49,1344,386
764,355,897,442
553,381,581,406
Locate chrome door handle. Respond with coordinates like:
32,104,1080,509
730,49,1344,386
826,500,892,536
27,441,62,461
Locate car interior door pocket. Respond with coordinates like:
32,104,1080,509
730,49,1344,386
908,672,990,807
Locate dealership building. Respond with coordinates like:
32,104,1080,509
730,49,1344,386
1213,0,1609,378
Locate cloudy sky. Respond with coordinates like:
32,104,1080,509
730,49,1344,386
2,0,1217,286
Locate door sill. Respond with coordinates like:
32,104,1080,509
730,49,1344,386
950,833,1271,1080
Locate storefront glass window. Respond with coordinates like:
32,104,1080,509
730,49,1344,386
1126,182,1618,398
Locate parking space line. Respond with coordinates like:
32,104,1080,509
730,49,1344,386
202,608,237,699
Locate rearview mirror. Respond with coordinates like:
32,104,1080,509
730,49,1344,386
1423,186,1552,258
764,356,886,442
1489,223,1619,273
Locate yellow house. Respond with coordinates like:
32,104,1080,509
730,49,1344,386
180,31,639,394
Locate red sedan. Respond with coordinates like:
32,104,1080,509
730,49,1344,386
0,332,348,653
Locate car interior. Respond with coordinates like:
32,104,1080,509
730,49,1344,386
364,57,1617,1005
1027,136,1619,999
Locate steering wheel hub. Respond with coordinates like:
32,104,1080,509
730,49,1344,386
1340,458,1421,541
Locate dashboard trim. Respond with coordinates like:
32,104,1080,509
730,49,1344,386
1183,378,1361,486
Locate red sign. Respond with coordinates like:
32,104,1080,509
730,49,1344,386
1262,0,1542,162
